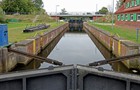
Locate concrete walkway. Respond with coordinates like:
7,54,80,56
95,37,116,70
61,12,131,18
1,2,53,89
94,23,115,26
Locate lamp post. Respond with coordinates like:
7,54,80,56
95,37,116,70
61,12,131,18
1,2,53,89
56,5,59,22
96,4,98,21
112,0,114,30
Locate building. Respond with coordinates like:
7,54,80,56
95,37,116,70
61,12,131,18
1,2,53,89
115,0,140,28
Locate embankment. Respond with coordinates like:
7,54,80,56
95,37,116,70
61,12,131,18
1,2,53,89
0,23,68,73
84,23,140,69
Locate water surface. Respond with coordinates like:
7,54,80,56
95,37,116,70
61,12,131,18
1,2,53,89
40,31,112,69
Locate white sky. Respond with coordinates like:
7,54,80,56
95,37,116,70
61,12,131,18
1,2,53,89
42,0,118,13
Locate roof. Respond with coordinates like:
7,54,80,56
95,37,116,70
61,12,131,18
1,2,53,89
115,0,140,14
115,5,125,14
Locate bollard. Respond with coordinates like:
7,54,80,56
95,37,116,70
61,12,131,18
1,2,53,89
1,48,8,72
136,28,139,42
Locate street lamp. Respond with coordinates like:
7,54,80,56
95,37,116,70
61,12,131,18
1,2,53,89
112,0,114,30
96,4,98,21
56,5,59,22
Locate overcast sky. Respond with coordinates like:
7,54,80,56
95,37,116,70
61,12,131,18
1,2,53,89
42,0,118,13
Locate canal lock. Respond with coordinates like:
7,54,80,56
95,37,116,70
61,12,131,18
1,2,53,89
12,21,139,74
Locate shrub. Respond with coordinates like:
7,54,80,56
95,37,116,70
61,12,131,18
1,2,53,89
94,14,117,23
0,7,5,23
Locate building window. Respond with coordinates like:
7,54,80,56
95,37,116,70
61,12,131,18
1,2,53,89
136,0,140,6
135,0,137,6
130,14,133,21
125,14,128,21
127,2,130,8
118,15,120,21
137,13,140,21
121,15,123,21
125,3,127,8
133,13,137,21
131,0,135,7
127,14,131,21
121,14,125,21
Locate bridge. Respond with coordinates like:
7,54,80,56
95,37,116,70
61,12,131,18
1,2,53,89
49,12,105,31
48,12,105,21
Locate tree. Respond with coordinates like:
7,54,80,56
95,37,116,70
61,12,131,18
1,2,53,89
99,7,108,14
0,7,5,22
61,8,67,14
1,0,43,14
116,0,124,10
107,5,112,13
33,0,43,11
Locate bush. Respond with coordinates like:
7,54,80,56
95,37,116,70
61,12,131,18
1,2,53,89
94,14,117,23
0,7,5,23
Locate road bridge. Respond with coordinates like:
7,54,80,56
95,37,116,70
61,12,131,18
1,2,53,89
49,12,104,31
48,12,104,21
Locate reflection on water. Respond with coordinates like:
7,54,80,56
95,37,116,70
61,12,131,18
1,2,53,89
85,29,114,59
85,30,140,74
13,30,140,74
44,31,111,70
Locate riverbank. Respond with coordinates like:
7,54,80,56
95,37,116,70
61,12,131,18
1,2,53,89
8,22,65,43
84,23,140,70
0,23,68,73
88,22,138,43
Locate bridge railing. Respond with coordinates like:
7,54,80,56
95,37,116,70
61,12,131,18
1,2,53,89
48,12,105,16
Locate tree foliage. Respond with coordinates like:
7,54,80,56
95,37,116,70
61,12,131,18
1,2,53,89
60,8,67,14
0,7,5,22
1,0,43,14
99,7,108,14
116,0,124,10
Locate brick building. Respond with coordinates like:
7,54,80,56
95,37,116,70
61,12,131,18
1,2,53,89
115,0,140,28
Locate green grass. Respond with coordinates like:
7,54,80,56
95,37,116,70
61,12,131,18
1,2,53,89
88,22,138,43
8,22,65,43
5,15,55,23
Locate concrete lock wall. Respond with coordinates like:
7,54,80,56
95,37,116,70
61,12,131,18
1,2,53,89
84,23,140,69
84,23,113,51
0,23,68,73
15,40,34,65
0,46,17,73
15,23,68,65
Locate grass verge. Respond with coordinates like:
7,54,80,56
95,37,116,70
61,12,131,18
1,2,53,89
88,22,139,43
8,22,65,43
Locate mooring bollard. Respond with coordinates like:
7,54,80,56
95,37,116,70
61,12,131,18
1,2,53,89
136,28,140,42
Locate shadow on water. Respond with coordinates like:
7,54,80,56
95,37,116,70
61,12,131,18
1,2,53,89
47,31,110,68
85,30,113,59
85,29,140,74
